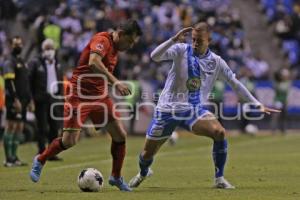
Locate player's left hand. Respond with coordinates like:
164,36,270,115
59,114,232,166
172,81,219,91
259,105,281,115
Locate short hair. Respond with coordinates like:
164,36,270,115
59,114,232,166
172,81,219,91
118,19,143,37
193,22,210,33
42,38,55,50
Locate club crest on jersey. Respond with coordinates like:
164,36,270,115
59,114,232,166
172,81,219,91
186,77,201,92
96,43,104,51
206,60,216,71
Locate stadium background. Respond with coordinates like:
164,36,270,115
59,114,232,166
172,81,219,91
0,1,300,200
0,0,300,140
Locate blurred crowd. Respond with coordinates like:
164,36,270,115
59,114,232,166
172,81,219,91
0,0,299,139
261,0,300,78
0,0,274,83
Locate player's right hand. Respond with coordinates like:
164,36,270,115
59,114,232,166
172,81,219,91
13,98,22,113
115,82,132,96
172,27,193,42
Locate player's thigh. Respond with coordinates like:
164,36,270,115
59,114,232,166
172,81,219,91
191,114,226,140
106,120,127,142
142,138,168,159
63,97,90,132
146,112,178,140
89,98,125,142
89,98,119,126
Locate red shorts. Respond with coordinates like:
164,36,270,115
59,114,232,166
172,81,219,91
63,96,120,131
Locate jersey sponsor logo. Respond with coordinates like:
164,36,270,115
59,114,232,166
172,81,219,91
96,43,104,51
186,77,201,92
207,60,216,70
204,60,216,75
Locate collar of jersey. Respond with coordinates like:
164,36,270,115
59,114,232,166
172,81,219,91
193,48,211,59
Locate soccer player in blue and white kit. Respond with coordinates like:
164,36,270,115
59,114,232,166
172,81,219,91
128,22,280,189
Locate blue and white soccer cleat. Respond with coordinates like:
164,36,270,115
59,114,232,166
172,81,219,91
108,176,132,192
30,155,44,183
214,176,235,189
128,168,153,188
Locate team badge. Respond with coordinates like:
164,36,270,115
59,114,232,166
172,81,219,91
186,77,201,92
207,60,216,71
96,43,104,51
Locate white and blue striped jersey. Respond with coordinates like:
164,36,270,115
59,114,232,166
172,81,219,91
150,39,261,112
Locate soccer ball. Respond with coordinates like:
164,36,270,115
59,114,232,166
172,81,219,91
245,124,258,136
78,168,104,192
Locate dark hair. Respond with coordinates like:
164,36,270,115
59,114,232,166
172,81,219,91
118,19,143,36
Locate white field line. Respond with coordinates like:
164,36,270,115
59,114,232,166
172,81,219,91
4,136,289,174
50,136,283,171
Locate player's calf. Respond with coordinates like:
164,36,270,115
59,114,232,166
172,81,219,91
61,130,80,149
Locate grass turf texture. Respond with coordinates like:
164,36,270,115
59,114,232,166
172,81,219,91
0,133,299,200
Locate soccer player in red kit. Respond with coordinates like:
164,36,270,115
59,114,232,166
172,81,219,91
30,20,142,191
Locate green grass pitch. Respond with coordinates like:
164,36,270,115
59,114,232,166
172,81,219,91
0,133,300,200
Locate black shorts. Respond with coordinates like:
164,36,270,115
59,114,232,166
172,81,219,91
5,97,29,121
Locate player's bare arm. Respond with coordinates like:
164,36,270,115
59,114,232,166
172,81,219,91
89,52,131,96
151,27,193,62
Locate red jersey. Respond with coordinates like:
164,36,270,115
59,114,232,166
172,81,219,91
69,32,118,100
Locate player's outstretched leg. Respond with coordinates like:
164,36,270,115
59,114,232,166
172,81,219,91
129,154,154,188
129,138,166,188
108,141,132,191
30,130,79,182
30,137,66,182
212,139,234,189
191,115,235,189
106,120,132,192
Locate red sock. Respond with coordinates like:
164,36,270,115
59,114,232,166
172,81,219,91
38,137,66,165
111,141,126,178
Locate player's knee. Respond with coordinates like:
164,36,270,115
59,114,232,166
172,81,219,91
112,130,127,143
62,138,77,149
142,150,154,160
212,127,226,141
62,133,78,148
